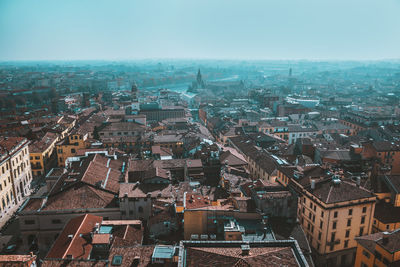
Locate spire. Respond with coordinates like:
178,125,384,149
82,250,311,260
197,69,202,84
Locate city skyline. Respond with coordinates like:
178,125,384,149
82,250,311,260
1,0,400,61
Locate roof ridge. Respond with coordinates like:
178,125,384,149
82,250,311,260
62,214,88,258
326,184,333,203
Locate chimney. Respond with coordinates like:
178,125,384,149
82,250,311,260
311,179,316,190
382,232,390,245
262,227,267,240
241,244,250,256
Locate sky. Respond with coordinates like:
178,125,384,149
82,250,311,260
0,0,400,61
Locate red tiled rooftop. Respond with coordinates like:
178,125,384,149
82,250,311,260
46,214,103,259
185,193,212,210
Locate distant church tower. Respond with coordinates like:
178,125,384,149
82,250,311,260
131,81,139,114
131,81,138,101
197,69,203,84
196,69,205,88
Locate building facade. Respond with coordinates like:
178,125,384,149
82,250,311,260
0,137,33,225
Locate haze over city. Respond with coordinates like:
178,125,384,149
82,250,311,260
1,0,400,61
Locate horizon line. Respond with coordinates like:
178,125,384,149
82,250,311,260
1,58,400,63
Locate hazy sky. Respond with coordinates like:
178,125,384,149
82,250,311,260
1,0,400,61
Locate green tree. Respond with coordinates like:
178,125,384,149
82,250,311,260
93,126,100,140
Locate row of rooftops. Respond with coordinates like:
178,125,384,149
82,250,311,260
38,211,309,266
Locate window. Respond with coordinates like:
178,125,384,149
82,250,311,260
321,211,324,217
361,216,365,224
334,211,338,218
344,240,349,248
112,255,123,266
331,232,336,242
348,209,353,216
52,219,62,224
362,207,367,213
359,227,364,236
362,250,370,258
71,148,76,153
25,220,35,225
318,232,321,240
332,222,337,230
345,230,350,238
347,219,351,227
138,206,143,213
320,221,323,229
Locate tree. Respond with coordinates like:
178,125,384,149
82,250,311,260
93,126,100,140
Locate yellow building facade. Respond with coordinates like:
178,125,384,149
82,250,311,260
355,229,400,267
296,179,376,266
56,133,89,167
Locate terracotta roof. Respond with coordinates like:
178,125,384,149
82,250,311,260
380,175,400,193
108,245,155,267
181,241,307,267
374,201,400,224
46,214,103,259
308,179,375,204
43,183,117,211
372,141,400,152
355,232,383,254
185,193,213,210
0,136,27,156
152,145,173,157
220,150,247,167
119,183,173,199
41,259,107,267
0,254,36,263
375,229,400,253
29,132,58,153
92,234,111,244
112,225,144,247
356,229,400,255
81,159,121,194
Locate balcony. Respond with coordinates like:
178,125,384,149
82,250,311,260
326,239,341,246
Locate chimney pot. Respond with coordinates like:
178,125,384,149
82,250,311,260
382,232,390,245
